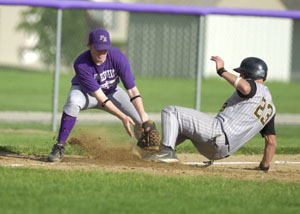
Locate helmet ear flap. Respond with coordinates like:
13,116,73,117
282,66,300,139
243,71,251,79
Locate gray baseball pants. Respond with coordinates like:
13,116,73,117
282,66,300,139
63,85,148,139
161,106,229,160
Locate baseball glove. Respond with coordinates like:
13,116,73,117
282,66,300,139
137,120,160,151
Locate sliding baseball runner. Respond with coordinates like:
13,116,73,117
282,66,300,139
145,56,277,172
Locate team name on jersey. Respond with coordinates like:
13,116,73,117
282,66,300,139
94,69,115,82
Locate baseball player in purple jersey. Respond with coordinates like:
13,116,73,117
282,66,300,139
145,56,277,171
48,28,150,162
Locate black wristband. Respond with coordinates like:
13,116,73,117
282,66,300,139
130,95,141,102
101,98,110,108
217,68,227,77
259,162,270,171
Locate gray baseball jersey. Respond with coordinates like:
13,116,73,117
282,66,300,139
161,80,276,160
216,81,276,154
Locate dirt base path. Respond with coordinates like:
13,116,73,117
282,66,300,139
1,133,299,182
1,151,300,182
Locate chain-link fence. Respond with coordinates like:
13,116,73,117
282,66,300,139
1,1,300,131
128,13,199,78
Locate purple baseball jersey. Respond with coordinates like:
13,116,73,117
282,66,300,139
72,47,135,95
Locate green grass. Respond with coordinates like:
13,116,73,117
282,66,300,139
0,167,299,214
1,67,300,113
0,68,71,112
0,122,299,155
237,124,300,154
1,68,300,214
265,81,300,113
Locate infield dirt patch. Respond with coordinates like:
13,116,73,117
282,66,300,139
1,133,300,182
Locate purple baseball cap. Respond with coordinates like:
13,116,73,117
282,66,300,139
89,28,111,50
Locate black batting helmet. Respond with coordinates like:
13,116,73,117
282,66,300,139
233,57,268,81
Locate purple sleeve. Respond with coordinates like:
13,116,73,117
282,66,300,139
116,51,135,90
74,64,100,93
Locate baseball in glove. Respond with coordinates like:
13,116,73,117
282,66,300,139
137,120,160,151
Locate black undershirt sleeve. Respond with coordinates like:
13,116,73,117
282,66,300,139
237,79,257,98
260,115,276,137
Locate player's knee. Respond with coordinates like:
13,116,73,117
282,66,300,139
63,95,86,116
63,104,80,117
162,106,177,115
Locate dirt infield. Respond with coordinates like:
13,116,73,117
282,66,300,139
1,133,300,182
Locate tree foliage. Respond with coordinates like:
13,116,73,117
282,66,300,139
17,7,104,68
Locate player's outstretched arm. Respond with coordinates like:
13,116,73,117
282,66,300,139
211,56,224,70
210,56,251,95
259,134,277,171
127,86,147,123
91,88,135,137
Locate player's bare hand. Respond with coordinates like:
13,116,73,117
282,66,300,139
211,56,225,70
121,116,136,137
253,166,276,172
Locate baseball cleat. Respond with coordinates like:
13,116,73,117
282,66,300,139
48,143,65,162
143,145,178,163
